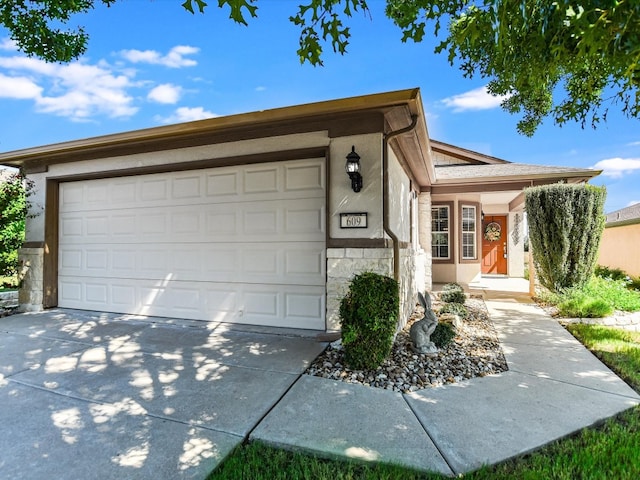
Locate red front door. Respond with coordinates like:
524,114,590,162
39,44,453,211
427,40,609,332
482,215,508,274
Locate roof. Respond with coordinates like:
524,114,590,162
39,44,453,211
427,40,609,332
434,163,600,184
0,88,436,187
429,140,510,165
605,203,640,227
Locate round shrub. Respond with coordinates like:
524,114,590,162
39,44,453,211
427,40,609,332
440,286,466,304
442,282,464,292
431,322,456,348
439,302,467,319
340,272,399,370
439,282,466,304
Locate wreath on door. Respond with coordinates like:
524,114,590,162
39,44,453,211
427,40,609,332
484,222,501,242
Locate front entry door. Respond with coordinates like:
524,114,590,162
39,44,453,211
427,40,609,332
482,215,508,274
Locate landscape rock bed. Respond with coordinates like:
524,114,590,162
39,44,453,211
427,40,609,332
306,298,508,393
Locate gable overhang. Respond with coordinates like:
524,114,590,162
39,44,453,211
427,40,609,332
0,88,434,185
430,169,602,211
430,140,510,165
429,170,601,195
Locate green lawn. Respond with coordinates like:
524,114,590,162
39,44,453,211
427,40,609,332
536,276,640,318
208,324,640,479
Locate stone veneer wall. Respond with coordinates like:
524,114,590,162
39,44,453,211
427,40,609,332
398,247,418,330
326,248,393,331
18,247,44,312
326,246,420,332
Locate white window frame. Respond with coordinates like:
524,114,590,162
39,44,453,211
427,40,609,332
461,205,477,260
431,205,451,260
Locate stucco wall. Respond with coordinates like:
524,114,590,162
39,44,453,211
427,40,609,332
329,134,384,239
388,149,411,243
598,223,640,277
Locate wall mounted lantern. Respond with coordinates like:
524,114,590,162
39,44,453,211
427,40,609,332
345,146,363,192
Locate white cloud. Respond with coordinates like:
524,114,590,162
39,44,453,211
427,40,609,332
156,106,217,124
0,54,138,120
0,73,42,99
120,45,199,68
255,86,266,92
591,157,640,178
147,84,182,104
627,200,640,207
626,141,640,147
441,86,509,112
0,38,17,51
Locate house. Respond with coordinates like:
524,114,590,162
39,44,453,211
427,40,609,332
598,203,640,277
0,88,599,332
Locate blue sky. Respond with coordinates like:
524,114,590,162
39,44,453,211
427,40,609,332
1,1,638,212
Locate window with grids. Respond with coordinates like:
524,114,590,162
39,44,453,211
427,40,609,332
431,206,450,259
461,205,477,260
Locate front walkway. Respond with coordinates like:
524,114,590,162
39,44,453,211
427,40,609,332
252,294,640,475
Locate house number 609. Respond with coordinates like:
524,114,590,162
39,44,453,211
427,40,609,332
340,213,368,229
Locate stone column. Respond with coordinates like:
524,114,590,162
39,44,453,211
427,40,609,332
418,192,433,292
18,247,44,312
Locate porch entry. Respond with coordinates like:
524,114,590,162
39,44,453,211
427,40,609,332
482,215,507,275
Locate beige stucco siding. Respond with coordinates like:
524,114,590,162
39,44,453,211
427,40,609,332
388,148,411,243
329,133,384,239
598,223,640,277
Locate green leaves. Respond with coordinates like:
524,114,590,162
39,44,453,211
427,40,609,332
0,0,115,63
0,171,35,277
290,0,369,65
385,1,640,134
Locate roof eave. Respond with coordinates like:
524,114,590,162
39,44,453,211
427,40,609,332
434,169,602,186
0,88,423,169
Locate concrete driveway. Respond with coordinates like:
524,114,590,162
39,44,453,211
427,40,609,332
0,309,326,479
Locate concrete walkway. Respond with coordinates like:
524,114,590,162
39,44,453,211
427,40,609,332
252,294,640,476
2,294,639,478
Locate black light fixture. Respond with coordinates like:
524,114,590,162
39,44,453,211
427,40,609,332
345,146,363,192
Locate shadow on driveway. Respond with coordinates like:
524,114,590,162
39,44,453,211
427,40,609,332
0,309,326,479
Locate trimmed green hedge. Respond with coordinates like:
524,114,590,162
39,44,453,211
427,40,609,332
340,272,399,370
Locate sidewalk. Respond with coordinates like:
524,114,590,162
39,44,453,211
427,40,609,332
251,295,640,476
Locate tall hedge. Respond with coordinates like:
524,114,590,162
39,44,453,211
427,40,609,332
525,183,606,292
339,272,399,370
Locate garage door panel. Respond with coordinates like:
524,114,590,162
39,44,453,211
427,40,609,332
59,160,325,213
58,158,326,329
60,200,324,244
284,163,324,191
244,166,279,194
60,242,325,285
58,278,324,329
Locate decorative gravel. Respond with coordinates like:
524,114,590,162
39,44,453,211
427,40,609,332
305,298,508,393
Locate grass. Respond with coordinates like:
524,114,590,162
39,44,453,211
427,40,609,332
537,276,640,318
208,322,640,479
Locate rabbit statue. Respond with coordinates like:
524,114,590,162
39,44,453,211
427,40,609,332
410,291,439,355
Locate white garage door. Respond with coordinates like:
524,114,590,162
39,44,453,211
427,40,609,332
58,159,326,330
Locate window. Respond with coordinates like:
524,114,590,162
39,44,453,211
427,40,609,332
461,205,477,260
431,206,450,259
